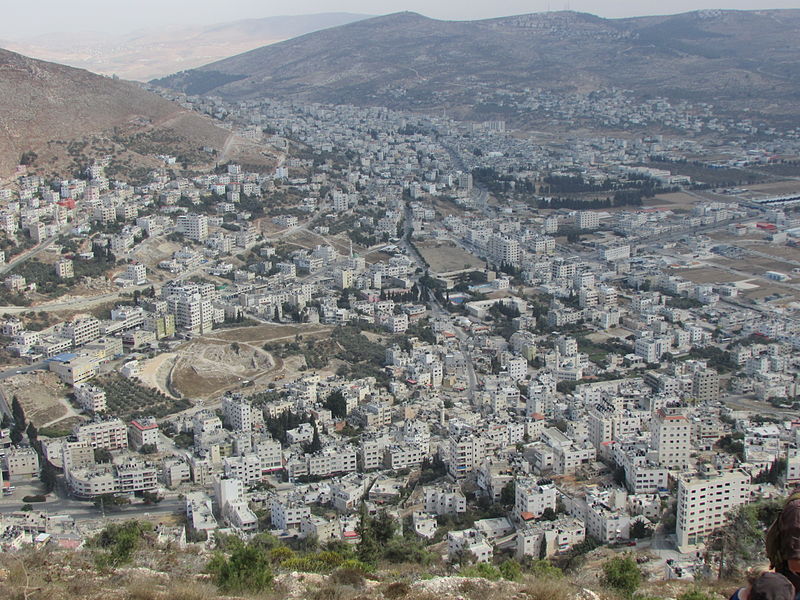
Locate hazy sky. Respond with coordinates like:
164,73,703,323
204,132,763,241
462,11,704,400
3,0,799,39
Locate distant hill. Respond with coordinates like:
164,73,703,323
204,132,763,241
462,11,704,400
3,13,370,81
0,49,236,178
153,9,800,123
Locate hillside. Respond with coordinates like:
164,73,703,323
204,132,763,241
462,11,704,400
3,13,370,81
0,49,249,178
153,9,800,124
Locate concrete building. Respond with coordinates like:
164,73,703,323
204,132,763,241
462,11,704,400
676,469,751,552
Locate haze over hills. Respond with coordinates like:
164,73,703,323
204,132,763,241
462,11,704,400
154,9,800,127
0,48,239,178
2,13,370,81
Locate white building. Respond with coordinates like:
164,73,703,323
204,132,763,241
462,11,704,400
676,469,751,552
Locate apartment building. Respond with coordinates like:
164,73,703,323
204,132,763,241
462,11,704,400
652,406,692,470
676,469,751,551
73,383,107,413
424,485,467,515
128,417,159,451
692,369,720,402
74,417,128,450
515,479,557,521
176,213,209,241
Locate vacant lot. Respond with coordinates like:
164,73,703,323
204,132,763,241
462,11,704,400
672,267,746,285
743,181,800,196
643,191,700,211
416,240,484,273
0,372,81,428
171,339,276,398
168,323,332,398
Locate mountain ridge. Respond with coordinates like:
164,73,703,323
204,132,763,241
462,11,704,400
0,48,235,178
152,9,800,125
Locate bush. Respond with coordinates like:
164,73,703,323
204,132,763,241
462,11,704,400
22,495,47,503
601,556,642,597
384,581,410,599
93,520,152,568
678,591,715,600
499,559,522,581
207,541,273,593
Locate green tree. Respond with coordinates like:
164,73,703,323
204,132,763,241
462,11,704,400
324,390,348,419
500,480,516,506
601,556,642,597
40,460,57,493
541,507,557,521
93,493,131,510
499,559,522,581
630,520,653,539
207,540,273,593
94,448,113,463
94,520,151,567
26,422,38,444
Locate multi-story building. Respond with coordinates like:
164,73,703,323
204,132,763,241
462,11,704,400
74,417,128,451
55,259,74,280
128,417,159,451
692,369,720,402
3,447,40,477
515,479,557,521
64,317,100,347
176,213,209,241
652,406,692,470
576,211,600,230
271,497,311,532
222,395,252,432
676,469,751,551
73,383,107,413
424,484,467,515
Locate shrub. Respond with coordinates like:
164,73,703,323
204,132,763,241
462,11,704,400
678,590,715,600
269,546,295,564
207,542,273,593
601,555,642,597
329,566,366,587
499,559,522,581
384,581,411,599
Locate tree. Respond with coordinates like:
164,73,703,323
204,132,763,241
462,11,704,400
11,396,26,431
324,390,348,419
94,448,113,463
601,556,642,597
40,460,57,493
630,520,653,540
26,422,38,444
371,509,396,544
138,444,158,455
500,480,516,507
307,418,322,454
499,559,522,581
94,493,131,510
541,507,557,521
142,491,162,505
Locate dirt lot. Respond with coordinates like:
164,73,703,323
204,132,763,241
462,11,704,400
643,191,701,211
671,267,747,284
164,323,332,398
0,372,83,428
170,339,276,398
416,240,484,274
741,181,800,196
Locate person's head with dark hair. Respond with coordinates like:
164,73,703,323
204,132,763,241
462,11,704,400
750,573,795,600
